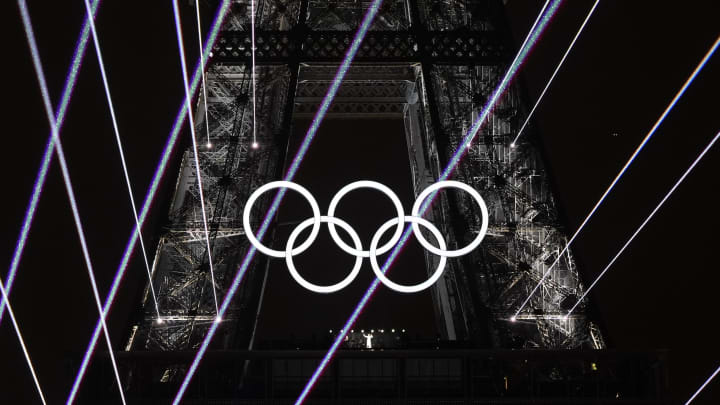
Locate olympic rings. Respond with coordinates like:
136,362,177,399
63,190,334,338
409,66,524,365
244,180,489,293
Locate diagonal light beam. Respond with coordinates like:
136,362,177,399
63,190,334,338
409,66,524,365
194,0,212,148
295,1,563,402
511,0,601,147
16,0,127,403
686,364,720,404
566,129,720,316
171,0,221,317
0,0,100,327
0,267,46,402
172,1,390,403
66,2,233,402
81,0,161,318
250,0,258,148
514,34,720,319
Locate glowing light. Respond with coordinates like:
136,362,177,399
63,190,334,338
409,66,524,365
510,143,516,148
511,0,601,146
514,34,720,319
0,0,101,327
156,318,164,324
510,316,517,322
295,2,563,402
82,0,160,318
172,0,220,315
250,0,258,146
566,130,720,317
195,0,212,147
171,1,388,402
207,142,213,148
68,3,232,402
252,141,259,149
685,364,720,404
18,0,126,402
215,316,222,323
0,276,47,404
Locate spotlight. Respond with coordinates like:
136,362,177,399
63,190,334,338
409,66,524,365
252,141,259,149
215,316,222,323
510,143,516,148
510,316,517,322
156,318,164,324
206,142,212,148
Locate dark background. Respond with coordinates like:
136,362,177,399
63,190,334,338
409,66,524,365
0,0,718,403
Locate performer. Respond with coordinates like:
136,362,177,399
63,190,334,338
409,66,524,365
363,333,374,349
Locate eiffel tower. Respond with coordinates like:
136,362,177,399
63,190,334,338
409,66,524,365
87,0,668,402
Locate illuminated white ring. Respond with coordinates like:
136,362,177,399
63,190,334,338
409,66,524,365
286,216,363,293
327,180,405,258
369,216,447,293
411,180,489,258
243,181,321,258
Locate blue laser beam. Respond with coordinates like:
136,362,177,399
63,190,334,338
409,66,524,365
18,0,127,402
514,34,720,319
511,0,601,146
66,2,232,402
171,1,387,403
566,130,720,316
295,1,564,402
0,0,100,327
685,364,720,404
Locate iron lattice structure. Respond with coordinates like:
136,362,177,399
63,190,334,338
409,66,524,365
125,0,605,379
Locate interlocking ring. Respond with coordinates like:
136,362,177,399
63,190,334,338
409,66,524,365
327,180,404,257
244,180,489,293
411,180,489,258
286,216,363,293
242,181,321,258
370,216,447,293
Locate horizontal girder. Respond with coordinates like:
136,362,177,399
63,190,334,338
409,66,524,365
213,29,506,64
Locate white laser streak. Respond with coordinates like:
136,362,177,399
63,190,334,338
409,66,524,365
81,0,161,319
514,35,720,318
172,0,220,315
511,0,600,146
685,364,720,404
18,1,127,403
0,276,46,404
251,0,258,146
567,130,720,316
195,0,212,148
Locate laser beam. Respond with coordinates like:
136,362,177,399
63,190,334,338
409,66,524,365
296,1,564,402
0,0,100,327
566,130,720,316
194,0,212,148
251,0,258,146
510,0,601,147
0,263,46,403
66,2,233,401
514,34,720,318
81,0,161,318
17,0,126,403
172,0,221,316
172,1,389,403
685,364,720,404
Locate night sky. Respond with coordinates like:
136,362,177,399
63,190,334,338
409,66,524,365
1,0,719,403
